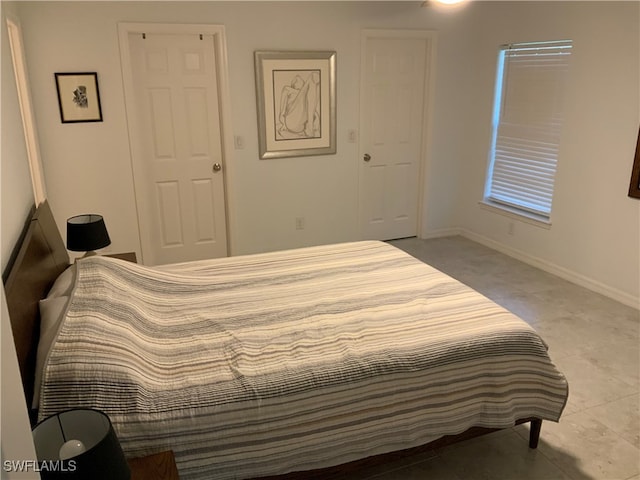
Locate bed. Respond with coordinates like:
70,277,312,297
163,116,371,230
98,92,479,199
4,201,568,480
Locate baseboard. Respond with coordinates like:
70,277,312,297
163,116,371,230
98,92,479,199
458,229,640,310
419,227,462,239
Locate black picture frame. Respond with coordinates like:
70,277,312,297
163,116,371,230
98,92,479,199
629,127,640,199
55,72,103,123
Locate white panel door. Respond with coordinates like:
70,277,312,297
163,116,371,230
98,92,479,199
128,32,227,265
359,34,429,240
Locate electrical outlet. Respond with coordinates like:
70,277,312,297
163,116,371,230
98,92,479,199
295,217,305,230
508,221,515,236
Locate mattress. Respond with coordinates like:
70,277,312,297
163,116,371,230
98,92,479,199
38,241,568,479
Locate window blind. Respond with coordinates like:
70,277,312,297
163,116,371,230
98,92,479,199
486,40,572,218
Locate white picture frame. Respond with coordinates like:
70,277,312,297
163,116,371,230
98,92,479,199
254,51,336,159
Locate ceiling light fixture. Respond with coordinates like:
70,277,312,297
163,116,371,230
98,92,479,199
422,0,468,7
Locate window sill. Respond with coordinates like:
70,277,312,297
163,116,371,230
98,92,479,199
478,200,552,230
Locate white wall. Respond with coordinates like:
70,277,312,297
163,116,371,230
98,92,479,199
1,289,40,480
454,2,640,306
1,3,40,477
9,0,640,307
14,1,474,258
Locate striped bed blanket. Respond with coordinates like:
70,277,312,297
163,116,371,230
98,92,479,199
39,241,567,479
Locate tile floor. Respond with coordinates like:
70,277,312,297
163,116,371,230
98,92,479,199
348,236,639,480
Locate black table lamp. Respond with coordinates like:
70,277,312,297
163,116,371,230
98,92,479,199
66,214,111,256
32,409,130,479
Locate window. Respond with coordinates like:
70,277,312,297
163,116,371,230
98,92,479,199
484,40,572,221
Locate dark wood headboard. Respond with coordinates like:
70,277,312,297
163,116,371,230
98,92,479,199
3,200,69,415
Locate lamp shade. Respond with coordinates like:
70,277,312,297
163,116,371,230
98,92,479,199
32,409,130,480
66,214,111,252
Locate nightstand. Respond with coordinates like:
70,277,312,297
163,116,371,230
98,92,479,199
105,252,137,263
128,450,180,480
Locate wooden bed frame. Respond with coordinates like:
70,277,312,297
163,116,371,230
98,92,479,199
3,201,542,477
3,200,69,420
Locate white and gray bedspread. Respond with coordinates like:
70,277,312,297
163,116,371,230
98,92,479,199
39,241,568,479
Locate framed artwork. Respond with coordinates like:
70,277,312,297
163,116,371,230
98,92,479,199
55,72,103,123
628,127,640,199
254,51,336,159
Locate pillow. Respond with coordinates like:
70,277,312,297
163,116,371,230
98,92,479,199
46,264,76,298
33,295,70,409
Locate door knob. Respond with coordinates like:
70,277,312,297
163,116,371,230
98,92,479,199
363,153,371,162
213,163,222,172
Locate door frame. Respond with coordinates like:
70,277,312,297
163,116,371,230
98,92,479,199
358,29,437,240
117,22,236,263
6,15,47,205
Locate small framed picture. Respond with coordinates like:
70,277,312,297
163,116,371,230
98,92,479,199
55,72,103,123
254,51,336,159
